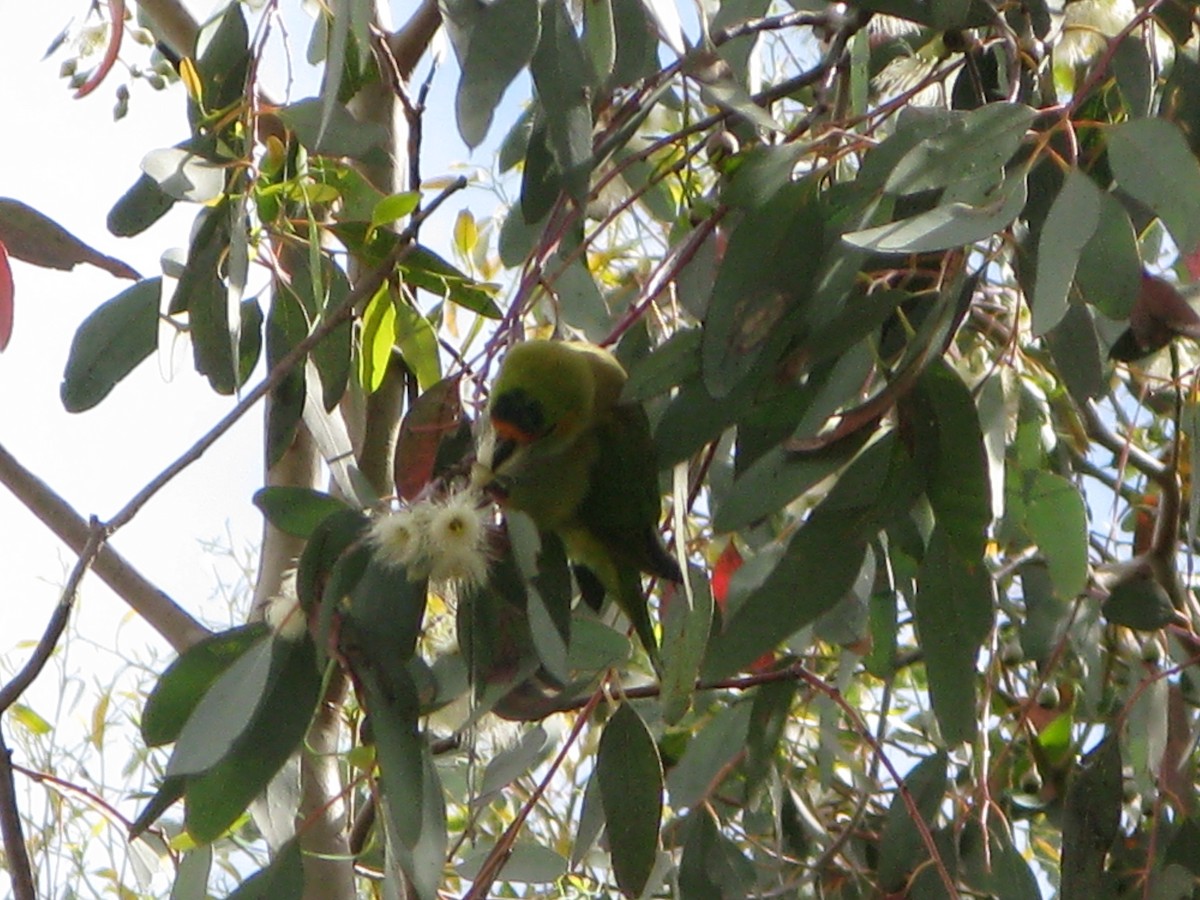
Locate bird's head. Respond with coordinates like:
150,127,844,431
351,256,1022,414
484,341,597,476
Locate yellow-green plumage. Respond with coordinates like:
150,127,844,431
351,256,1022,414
484,340,681,659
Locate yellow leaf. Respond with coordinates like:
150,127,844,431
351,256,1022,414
178,57,202,104
11,703,52,735
453,209,477,260
91,693,110,751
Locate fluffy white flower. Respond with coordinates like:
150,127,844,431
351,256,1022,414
425,491,492,588
368,505,431,572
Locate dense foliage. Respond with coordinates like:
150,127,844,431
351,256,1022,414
8,0,1200,896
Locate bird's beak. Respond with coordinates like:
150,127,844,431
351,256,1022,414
491,436,518,472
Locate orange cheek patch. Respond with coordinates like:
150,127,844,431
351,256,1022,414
493,419,534,444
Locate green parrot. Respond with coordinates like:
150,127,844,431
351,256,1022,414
481,339,682,660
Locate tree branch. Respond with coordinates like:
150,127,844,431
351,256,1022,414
0,443,209,652
0,730,35,900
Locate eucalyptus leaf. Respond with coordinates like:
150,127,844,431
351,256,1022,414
597,704,663,897
61,278,160,412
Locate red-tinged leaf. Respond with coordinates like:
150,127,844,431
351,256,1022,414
74,0,125,99
1185,244,1200,281
711,540,743,611
394,375,465,501
0,239,12,352
0,198,139,280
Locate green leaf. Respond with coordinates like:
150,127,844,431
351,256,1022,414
876,751,948,892
609,0,659,87
702,180,825,396
478,725,556,800
296,508,369,611
714,429,871,532
1108,118,1200,255
369,191,420,233
1021,471,1089,599
548,243,610,340
169,846,212,900
142,624,269,747
530,0,594,202
192,2,250,114
1102,567,1176,630
10,704,51,736
176,205,237,394
853,0,993,29
910,360,991,558
456,0,540,149
666,702,753,810
884,103,1036,196
131,777,185,837
456,843,568,883
660,565,714,725
166,636,276,777
622,328,701,402
955,825,1041,900
108,173,176,237
567,616,631,672
706,510,867,679
344,554,429,670
360,665,447,900
1031,169,1102,336
253,487,352,539
224,839,303,900
914,528,993,745
183,638,321,842
1075,190,1140,320
359,284,396,393
60,277,159,412
743,680,796,795
1061,736,1122,898
1112,33,1153,118
583,0,617,84
843,174,1027,253
400,246,502,318
278,98,390,160
265,290,308,466
678,807,757,900
1045,303,1106,403
598,704,663,898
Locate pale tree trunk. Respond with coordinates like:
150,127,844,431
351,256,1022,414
134,2,443,898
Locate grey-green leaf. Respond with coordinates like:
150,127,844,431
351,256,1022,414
914,528,993,745
843,175,1027,254
61,277,160,412
597,704,663,897
456,0,541,149
877,751,949,892
884,102,1036,196
1108,118,1200,255
1032,169,1102,336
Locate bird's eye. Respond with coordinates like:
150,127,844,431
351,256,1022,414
492,389,547,439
